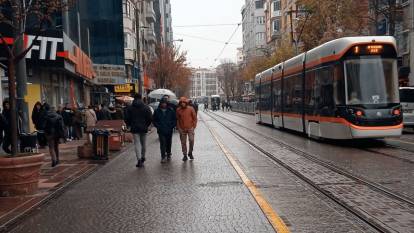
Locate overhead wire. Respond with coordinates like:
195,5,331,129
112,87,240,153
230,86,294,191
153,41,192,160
214,23,241,63
174,33,241,46
173,23,241,28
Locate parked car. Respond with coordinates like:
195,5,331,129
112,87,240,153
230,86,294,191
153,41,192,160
399,87,414,128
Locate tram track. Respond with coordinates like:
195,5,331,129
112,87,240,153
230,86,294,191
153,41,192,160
227,111,414,164
206,111,414,233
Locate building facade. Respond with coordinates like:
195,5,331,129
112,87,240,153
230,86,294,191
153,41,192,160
190,69,219,99
242,0,267,62
264,0,282,51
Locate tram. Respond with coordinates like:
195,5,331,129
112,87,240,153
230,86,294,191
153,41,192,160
210,95,221,111
255,36,402,139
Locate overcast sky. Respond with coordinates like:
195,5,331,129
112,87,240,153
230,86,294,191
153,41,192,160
171,0,244,69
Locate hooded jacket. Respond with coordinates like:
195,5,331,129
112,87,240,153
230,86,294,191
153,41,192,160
176,97,197,130
125,99,152,134
43,110,65,139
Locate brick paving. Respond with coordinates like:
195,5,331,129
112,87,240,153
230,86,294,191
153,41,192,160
0,139,122,232
9,120,274,233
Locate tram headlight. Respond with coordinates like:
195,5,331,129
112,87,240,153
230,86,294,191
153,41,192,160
393,109,401,116
355,110,364,117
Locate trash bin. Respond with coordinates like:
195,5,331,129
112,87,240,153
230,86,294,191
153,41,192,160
92,130,110,160
20,133,38,153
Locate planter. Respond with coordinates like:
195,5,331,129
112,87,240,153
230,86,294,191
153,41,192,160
0,153,45,197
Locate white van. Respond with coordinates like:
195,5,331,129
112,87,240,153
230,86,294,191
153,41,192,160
399,87,414,128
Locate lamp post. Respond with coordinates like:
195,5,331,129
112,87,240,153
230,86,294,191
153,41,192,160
286,8,312,55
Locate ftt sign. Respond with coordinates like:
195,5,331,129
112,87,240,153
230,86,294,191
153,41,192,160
25,35,64,60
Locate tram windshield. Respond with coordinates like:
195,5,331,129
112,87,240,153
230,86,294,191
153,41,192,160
345,57,399,105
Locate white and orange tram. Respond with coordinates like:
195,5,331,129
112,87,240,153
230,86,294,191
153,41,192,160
255,36,402,139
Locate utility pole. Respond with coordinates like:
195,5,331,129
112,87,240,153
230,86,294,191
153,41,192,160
410,0,414,85
286,7,311,55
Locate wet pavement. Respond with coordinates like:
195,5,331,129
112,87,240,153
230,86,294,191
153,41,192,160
10,120,274,233
6,111,414,232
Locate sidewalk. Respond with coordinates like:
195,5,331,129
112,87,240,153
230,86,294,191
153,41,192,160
9,118,274,233
0,138,126,232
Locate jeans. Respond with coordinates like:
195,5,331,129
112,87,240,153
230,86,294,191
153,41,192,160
66,126,73,139
46,135,59,163
133,133,147,162
159,133,173,159
179,129,194,156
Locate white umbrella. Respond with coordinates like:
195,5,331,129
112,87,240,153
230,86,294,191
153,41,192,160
148,89,177,100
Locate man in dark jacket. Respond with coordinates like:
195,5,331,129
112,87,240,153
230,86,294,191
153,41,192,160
125,94,152,167
153,99,176,163
62,103,74,141
1,99,12,154
42,104,65,167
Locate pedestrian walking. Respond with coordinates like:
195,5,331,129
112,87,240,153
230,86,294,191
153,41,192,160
100,104,112,120
31,102,47,147
153,99,176,163
72,107,83,140
188,100,199,115
1,99,11,154
85,106,97,143
204,102,209,112
42,104,65,167
62,104,74,141
125,94,152,167
176,97,197,161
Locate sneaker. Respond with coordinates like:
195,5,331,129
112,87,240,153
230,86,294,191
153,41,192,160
188,154,194,160
136,159,143,167
167,154,172,160
161,158,167,163
182,155,188,162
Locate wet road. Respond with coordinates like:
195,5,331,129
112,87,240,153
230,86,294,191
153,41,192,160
213,111,414,200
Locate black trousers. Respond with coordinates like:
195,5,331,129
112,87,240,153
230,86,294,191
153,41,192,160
159,133,173,159
2,134,11,154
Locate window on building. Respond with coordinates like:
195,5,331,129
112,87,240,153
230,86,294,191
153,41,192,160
273,19,280,32
256,32,265,42
124,33,129,48
255,0,264,9
256,16,265,24
273,0,281,11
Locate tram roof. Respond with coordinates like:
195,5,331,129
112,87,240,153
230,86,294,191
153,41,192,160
255,36,396,81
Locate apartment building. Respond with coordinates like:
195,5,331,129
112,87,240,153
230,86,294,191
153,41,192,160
190,69,219,99
241,0,267,62
264,0,282,50
154,0,173,45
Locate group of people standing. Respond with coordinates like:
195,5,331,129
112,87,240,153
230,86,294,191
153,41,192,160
125,94,198,167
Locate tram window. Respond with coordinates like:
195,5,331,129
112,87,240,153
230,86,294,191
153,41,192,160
305,69,317,115
283,74,302,114
318,67,335,115
345,57,398,105
273,80,281,113
334,64,345,105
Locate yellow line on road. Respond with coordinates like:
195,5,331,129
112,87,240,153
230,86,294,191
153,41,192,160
207,126,290,233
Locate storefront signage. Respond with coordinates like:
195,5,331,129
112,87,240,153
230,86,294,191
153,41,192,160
25,35,63,60
93,64,127,85
114,84,133,93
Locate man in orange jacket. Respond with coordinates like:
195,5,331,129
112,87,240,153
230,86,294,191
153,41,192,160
176,97,197,161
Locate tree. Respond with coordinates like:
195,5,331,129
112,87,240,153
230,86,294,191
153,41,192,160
241,39,295,82
147,43,192,97
216,60,240,101
368,0,404,36
0,0,74,156
296,0,368,50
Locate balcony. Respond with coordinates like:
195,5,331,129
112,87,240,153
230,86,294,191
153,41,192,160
145,30,156,44
146,4,156,23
